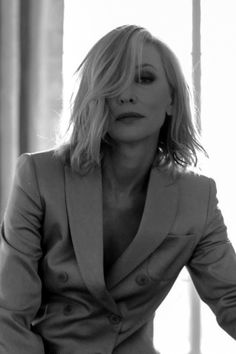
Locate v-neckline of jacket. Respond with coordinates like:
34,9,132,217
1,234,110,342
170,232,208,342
64,163,178,315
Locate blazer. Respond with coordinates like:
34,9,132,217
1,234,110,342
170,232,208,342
0,149,236,354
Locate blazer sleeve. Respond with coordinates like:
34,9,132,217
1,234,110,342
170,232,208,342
187,177,236,339
0,154,45,353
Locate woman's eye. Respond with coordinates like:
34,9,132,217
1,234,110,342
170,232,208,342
135,74,155,84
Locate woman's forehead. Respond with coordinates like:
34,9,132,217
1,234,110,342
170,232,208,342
136,42,165,73
133,42,172,89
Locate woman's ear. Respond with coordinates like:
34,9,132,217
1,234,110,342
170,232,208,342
166,91,174,116
166,102,173,116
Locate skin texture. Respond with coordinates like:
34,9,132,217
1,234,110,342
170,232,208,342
103,42,173,198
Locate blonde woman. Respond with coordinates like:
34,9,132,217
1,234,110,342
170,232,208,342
0,25,236,353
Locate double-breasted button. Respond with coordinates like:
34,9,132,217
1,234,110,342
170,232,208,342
63,304,73,316
108,313,122,325
135,274,150,286
58,272,69,283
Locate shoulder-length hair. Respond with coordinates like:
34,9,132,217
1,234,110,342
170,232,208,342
55,24,207,175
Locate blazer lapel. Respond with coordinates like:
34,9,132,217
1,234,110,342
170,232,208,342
64,164,120,315
106,167,179,290
65,163,179,309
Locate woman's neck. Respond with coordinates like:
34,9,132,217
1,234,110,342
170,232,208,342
102,139,157,196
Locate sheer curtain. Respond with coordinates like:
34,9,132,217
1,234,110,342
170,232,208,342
0,0,64,219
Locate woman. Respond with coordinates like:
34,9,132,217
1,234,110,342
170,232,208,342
0,24,236,353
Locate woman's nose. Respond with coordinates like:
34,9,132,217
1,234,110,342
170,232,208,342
113,82,138,105
117,94,137,105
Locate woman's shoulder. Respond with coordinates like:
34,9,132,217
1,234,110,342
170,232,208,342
159,164,213,184
176,167,212,182
17,148,66,181
172,166,215,197
19,148,64,167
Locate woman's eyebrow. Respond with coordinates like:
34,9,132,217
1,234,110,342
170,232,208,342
136,63,157,71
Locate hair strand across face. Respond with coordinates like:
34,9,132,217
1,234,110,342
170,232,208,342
55,24,208,176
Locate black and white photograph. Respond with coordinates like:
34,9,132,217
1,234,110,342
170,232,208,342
0,1,236,353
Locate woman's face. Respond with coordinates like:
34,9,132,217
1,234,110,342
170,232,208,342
106,42,172,144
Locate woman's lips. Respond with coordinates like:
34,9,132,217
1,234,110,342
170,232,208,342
116,116,145,123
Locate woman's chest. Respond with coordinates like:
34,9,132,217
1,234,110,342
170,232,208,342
102,192,146,274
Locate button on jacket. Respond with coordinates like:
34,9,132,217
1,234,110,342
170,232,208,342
0,150,236,353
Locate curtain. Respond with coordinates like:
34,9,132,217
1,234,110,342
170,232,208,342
0,0,64,219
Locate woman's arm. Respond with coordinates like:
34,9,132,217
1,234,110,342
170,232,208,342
0,154,45,353
188,178,236,339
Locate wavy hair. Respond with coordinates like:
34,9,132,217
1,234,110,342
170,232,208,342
55,24,207,175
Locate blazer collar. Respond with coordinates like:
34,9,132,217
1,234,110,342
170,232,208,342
65,163,178,314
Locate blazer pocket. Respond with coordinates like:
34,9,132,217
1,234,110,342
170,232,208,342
146,233,197,281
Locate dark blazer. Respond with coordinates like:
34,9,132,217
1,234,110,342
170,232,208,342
0,150,236,353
